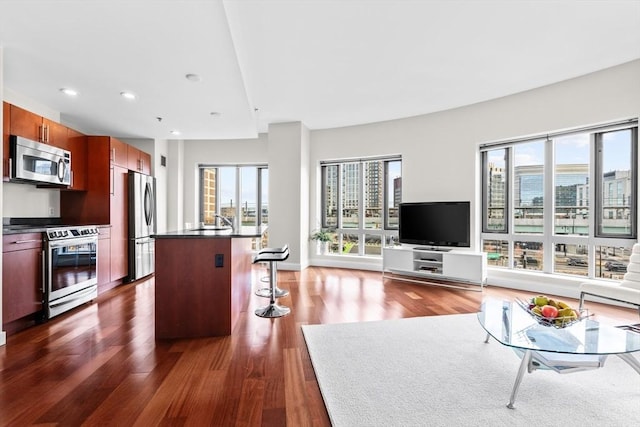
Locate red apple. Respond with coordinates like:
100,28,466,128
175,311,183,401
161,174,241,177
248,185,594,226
540,305,559,318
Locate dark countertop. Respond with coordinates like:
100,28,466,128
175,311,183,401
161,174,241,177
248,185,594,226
153,225,267,239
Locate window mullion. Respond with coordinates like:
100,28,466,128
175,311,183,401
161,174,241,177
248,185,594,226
543,138,554,273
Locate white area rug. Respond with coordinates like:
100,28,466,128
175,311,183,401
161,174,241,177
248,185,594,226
302,314,640,427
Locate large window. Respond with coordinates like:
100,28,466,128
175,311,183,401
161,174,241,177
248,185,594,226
481,121,637,280
320,156,401,256
199,164,268,228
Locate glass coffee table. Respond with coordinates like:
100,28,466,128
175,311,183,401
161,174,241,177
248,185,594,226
478,298,640,408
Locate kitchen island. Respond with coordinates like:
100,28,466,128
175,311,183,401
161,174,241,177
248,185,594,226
153,226,266,339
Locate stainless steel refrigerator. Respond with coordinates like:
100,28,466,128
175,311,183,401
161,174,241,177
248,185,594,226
128,171,156,281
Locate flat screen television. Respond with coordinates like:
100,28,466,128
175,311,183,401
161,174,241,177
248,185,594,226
398,201,470,248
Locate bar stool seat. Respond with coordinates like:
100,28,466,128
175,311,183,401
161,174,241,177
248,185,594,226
254,248,291,318
256,244,289,298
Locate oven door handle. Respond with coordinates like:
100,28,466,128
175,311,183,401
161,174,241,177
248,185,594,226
47,236,98,248
48,286,97,308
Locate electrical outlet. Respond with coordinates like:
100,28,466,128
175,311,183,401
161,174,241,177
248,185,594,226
215,254,224,268
49,207,55,216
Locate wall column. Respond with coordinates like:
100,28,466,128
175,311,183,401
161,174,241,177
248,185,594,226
267,122,310,270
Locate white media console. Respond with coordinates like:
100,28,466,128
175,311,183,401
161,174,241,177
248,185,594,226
382,245,487,290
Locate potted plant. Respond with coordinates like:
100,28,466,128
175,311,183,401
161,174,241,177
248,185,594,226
310,229,333,254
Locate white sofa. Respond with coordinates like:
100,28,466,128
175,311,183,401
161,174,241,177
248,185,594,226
579,243,640,315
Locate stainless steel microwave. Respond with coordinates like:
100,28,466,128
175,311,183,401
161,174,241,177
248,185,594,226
10,135,71,186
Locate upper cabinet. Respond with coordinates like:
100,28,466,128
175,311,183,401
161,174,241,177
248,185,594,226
8,104,69,147
110,137,128,168
127,145,151,175
67,128,87,191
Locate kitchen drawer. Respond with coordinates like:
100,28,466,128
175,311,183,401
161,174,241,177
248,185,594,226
3,233,43,252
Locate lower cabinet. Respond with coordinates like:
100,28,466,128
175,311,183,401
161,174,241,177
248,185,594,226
2,233,43,326
97,227,112,293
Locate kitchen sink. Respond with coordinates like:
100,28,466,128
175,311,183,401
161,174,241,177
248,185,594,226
195,225,232,231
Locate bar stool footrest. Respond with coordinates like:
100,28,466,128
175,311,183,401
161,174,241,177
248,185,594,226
255,287,289,298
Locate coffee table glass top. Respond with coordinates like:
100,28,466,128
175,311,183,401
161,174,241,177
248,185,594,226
478,298,640,355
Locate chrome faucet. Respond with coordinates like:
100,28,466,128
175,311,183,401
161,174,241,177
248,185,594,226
213,213,234,229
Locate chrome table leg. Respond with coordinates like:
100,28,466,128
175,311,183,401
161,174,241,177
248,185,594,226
508,349,532,409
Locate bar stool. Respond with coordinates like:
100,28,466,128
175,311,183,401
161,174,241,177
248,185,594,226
254,248,291,318
256,244,289,298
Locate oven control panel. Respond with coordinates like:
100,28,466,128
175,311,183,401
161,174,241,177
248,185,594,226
46,226,99,241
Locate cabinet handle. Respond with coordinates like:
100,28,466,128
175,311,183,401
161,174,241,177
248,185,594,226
110,167,115,195
111,148,115,162
12,239,42,244
39,125,44,142
44,125,49,143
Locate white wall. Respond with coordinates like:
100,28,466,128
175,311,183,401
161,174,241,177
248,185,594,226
3,183,60,218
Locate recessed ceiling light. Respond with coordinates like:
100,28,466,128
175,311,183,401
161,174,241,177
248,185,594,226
59,88,78,96
170,130,181,135
185,73,201,82
120,91,137,100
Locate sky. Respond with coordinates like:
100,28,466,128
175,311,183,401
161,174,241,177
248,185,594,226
487,128,632,173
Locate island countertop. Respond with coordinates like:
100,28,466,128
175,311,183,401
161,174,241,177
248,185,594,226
153,225,266,239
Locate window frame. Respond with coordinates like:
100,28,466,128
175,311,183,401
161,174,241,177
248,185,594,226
320,155,402,257
198,164,269,226
480,120,638,278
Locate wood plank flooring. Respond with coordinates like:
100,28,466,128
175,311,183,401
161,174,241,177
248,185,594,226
1,267,638,426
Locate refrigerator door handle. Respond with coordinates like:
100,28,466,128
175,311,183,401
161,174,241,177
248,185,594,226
144,181,154,227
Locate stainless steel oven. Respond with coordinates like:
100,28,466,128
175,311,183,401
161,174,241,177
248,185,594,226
10,135,71,186
44,226,98,318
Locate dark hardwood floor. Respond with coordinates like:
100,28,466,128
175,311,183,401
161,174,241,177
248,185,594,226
1,267,637,426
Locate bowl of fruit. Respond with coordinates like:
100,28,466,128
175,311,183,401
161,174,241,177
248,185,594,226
517,295,587,328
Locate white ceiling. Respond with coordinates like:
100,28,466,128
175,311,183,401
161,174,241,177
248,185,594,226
1,0,639,140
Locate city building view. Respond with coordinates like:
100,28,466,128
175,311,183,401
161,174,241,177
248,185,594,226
322,159,401,255
483,128,635,280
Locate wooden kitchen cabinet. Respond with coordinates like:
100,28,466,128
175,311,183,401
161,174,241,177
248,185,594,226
96,227,113,293
2,102,9,180
9,104,43,142
8,104,68,146
42,118,69,148
127,145,151,175
60,136,129,286
66,128,87,191
110,137,128,168
2,233,44,326
110,165,129,281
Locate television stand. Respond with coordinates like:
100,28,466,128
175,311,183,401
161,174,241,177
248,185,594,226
382,246,487,290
